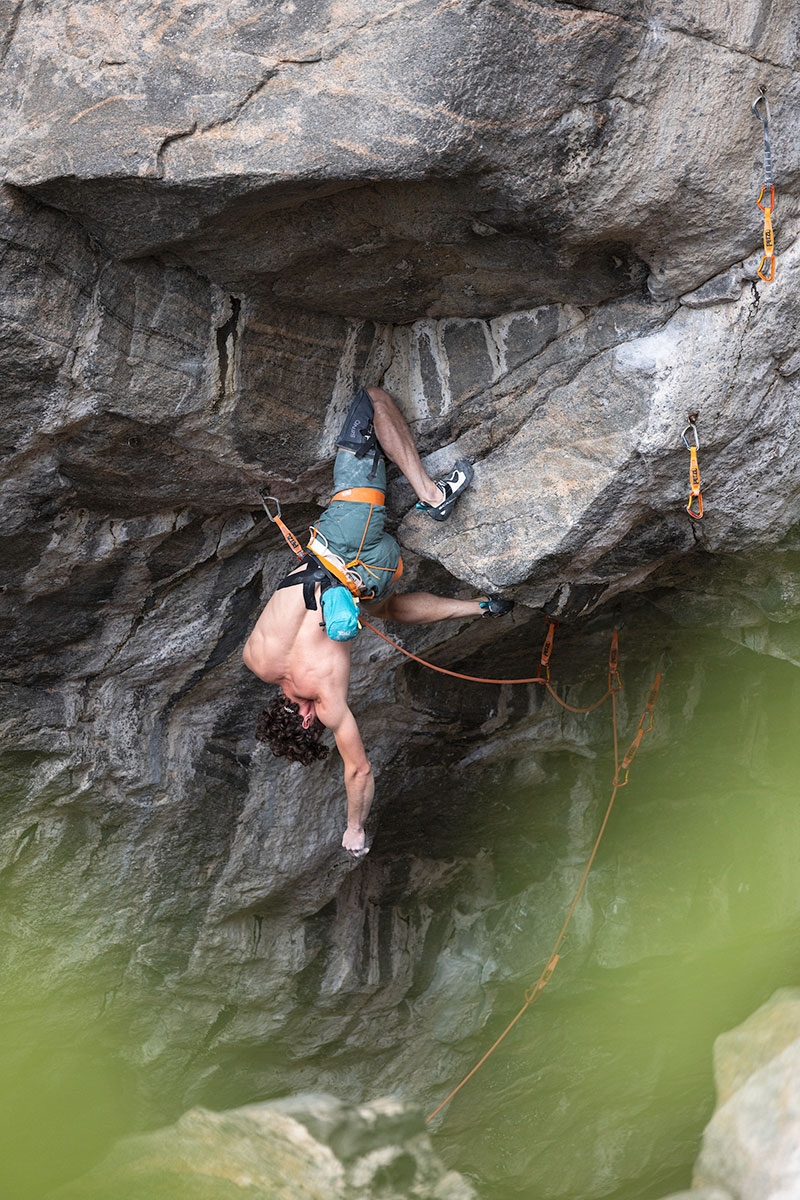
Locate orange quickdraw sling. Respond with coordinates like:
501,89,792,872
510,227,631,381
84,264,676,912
260,495,304,560
753,89,776,283
682,421,703,519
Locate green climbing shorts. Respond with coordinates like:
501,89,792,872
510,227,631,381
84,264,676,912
313,450,403,600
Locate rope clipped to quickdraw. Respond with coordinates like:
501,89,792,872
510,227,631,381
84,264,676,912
356,614,662,1124
425,662,663,1125
682,418,703,519
614,673,662,786
539,620,558,679
753,89,776,283
360,619,621,718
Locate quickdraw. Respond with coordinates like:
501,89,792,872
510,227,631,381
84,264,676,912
260,495,305,560
613,673,662,787
524,954,560,1003
261,494,369,599
753,89,776,283
682,420,703,519
539,620,558,679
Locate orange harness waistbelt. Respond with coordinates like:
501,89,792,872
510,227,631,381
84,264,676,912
331,487,385,506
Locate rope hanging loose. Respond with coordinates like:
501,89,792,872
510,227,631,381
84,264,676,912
753,89,776,283
355,609,663,1126
682,419,703,519
258,498,664,1121
425,665,663,1125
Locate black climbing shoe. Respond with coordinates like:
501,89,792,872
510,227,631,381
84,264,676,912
335,388,384,480
336,388,377,455
416,459,474,522
479,596,514,617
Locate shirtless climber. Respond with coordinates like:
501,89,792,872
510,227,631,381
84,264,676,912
242,386,513,857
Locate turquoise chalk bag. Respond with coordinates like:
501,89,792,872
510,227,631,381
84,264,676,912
320,585,361,642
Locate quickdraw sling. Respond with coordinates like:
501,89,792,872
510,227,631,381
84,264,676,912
753,89,776,283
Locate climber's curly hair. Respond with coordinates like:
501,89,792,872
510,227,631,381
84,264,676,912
255,695,330,766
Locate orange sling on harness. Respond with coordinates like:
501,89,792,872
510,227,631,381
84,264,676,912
331,488,386,506
262,493,400,602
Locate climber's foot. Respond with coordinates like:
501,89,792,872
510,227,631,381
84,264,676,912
416,460,474,521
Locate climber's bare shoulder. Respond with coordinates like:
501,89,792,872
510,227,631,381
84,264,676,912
243,583,351,704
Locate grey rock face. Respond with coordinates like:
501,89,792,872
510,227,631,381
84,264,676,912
3,2,799,320
3,5,800,1199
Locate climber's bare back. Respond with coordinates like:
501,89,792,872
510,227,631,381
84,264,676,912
243,580,351,720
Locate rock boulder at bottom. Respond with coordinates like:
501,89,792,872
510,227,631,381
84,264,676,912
650,1192,731,1200
47,1094,478,1200
656,989,800,1200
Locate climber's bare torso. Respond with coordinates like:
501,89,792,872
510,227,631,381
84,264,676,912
244,578,350,724
243,569,374,855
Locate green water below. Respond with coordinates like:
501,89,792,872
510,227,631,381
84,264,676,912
2,635,800,1198
433,638,800,1197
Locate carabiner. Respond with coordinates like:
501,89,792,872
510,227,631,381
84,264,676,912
260,494,282,522
757,184,775,215
681,423,699,452
686,468,703,519
758,254,776,283
752,89,770,126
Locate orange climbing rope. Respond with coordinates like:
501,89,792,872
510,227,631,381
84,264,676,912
356,611,662,1121
260,490,664,1127
360,619,621,716
425,665,662,1125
